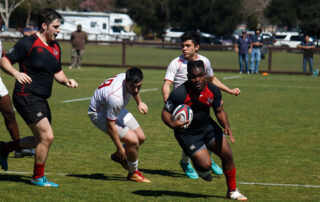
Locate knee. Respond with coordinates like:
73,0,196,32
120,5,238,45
42,134,54,145
138,134,146,145
194,160,211,172
3,108,16,121
126,136,139,149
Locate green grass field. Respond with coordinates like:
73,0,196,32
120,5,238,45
0,66,319,201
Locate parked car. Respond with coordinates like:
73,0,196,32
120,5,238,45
163,28,222,44
273,32,305,48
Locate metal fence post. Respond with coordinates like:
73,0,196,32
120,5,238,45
122,42,126,67
268,47,272,72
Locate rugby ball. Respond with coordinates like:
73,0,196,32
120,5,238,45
172,104,193,129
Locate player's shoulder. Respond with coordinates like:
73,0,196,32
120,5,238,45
169,55,186,66
207,82,220,93
17,35,37,47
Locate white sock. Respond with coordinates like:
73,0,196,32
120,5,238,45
181,151,191,164
127,159,138,173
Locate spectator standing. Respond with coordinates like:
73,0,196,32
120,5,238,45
23,21,39,37
250,28,264,74
69,24,87,69
234,30,252,74
298,35,315,73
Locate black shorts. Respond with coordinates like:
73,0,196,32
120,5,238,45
13,93,51,125
174,118,223,156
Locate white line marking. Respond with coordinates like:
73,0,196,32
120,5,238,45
0,170,66,176
1,170,319,188
222,75,242,80
239,182,320,188
62,88,158,103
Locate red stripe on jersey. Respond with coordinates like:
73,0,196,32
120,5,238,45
29,37,60,62
183,82,215,107
164,79,173,83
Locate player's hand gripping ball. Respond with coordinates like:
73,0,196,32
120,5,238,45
172,104,193,129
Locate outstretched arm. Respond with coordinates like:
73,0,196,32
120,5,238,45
133,93,148,114
208,76,240,96
214,105,235,143
106,120,126,160
162,80,172,102
54,70,78,88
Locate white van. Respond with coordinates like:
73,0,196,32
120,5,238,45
56,10,136,41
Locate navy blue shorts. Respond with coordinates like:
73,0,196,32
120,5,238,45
174,118,223,156
13,93,51,125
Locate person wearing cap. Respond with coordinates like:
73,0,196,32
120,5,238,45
23,21,38,37
250,28,264,74
234,30,252,74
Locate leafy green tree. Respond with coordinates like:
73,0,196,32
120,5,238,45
168,0,242,36
264,0,298,30
296,0,320,38
115,0,169,37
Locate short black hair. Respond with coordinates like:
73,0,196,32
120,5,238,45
181,31,200,46
38,8,62,31
125,67,143,83
187,60,205,75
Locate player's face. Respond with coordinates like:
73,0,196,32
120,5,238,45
182,40,199,60
188,67,205,92
125,81,143,96
43,19,61,41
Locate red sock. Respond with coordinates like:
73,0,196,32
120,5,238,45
5,140,22,153
33,163,45,179
224,167,236,191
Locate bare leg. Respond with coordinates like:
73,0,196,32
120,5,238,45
0,94,20,140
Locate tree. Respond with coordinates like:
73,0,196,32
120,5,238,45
0,0,27,29
168,0,242,36
297,0,320,39
80,0,114,12
115,0,169,37
264,0,298,31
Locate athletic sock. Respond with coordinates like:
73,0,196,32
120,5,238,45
181,151,191,164
4,140,22,153
224,167,236,191
33,163,45,179
127,159,138,173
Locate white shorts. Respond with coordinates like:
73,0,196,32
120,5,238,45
88,108,139,138
0,76,9,98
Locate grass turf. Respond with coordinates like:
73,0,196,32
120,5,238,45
0,67,319,201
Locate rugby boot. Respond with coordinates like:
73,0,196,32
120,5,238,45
180,159,199,179
227,188,248,201
30,176,59,187
14,148,35,158
211,158,223,175
127,170,151,183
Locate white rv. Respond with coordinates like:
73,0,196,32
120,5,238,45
56,10,136,41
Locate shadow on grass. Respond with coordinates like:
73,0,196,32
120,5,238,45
67,173,127,181
0,174,31,184
139,168,222,179
132,190,224,199
139,168,185,178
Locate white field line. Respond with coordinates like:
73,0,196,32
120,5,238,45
1,170,319,188
239,182,320,188
0,170,66,176
222,75,242,80
62,88,158,103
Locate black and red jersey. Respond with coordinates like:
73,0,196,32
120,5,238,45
164,81,222,129
5,34,62,99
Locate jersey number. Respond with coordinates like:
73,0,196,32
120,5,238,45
98,76,116,89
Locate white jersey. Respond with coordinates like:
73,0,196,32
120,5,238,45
164,54,214,89
89,73,131,121
0,40,8,97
